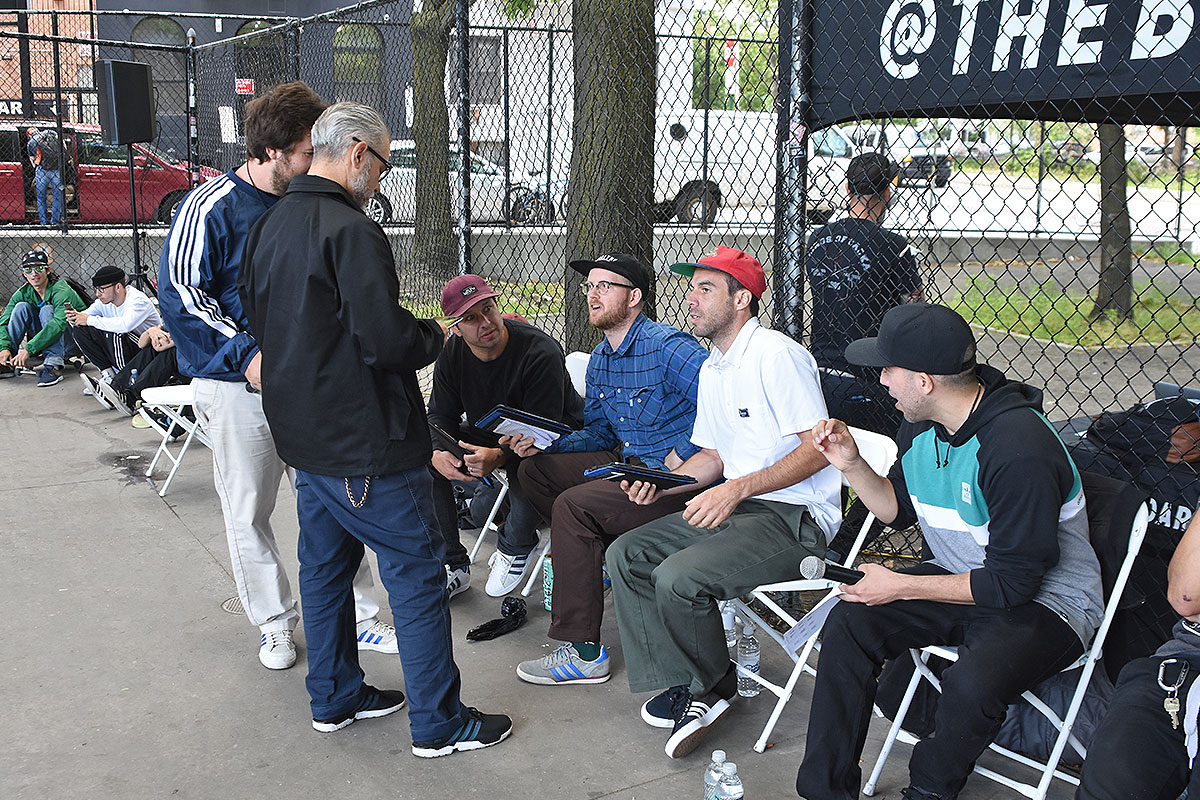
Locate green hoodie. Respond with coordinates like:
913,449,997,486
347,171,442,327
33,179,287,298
0,278,86,356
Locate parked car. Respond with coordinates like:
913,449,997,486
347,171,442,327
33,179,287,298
364,141,523,224
0,121,218,224
842,124,951,187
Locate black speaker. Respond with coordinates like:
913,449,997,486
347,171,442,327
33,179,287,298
94,60,157,146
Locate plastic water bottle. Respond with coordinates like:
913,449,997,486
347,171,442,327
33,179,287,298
714,762,744,799
128,367,138,389
737,623,761,698
703,749,726,800
720,600,738,649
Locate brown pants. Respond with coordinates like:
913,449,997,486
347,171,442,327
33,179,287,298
519,450,701,643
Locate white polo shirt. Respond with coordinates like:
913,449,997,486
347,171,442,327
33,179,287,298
690,317,842,538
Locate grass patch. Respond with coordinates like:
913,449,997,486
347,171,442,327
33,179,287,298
400,279,566,319
951,274,1200,346
1133,242,1200,268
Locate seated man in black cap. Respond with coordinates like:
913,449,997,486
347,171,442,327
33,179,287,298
796,303,1104,800
68,265,161,414
503,252,709,688
806,152,922,436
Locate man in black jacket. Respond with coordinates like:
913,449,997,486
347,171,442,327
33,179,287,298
239,102,512,757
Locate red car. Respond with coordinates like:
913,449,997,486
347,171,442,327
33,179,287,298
0,121,219,224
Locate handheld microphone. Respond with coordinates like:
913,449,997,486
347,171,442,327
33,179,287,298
799,555,865,585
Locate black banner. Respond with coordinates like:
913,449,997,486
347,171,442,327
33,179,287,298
810,0,1200,127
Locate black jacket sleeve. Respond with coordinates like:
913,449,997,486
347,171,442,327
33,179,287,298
969,413,1070,608
330,222,443,373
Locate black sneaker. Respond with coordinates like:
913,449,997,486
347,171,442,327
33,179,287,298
663,685,733,759
641,684,689,729
311,684,406,733
411,707,513,758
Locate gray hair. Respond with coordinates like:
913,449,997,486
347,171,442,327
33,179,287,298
310,102,389,162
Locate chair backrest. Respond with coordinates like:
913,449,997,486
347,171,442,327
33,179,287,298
1080,471,1150,603
1153,380,1200,403
845,426,899,488
565,351,590,397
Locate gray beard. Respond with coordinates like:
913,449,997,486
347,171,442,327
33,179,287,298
351,168,372,209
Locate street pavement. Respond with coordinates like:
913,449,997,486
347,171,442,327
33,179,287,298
2,372,1078,799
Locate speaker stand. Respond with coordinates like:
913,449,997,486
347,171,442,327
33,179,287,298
126,143,145,292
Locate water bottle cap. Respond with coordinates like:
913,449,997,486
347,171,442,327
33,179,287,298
743,623,755,636
712,749,725,761
722,762,737,775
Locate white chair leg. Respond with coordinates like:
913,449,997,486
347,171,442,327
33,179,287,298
752,631,819,753
864,651,928,796
158,420,200,497
521,533,552,598
467,480,509,564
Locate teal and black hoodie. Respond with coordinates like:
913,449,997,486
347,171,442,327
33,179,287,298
888,364,1104,645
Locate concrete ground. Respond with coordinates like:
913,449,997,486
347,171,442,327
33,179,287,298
2,373,1075,800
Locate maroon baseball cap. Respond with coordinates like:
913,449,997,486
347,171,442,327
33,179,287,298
441,274,500,318
669,246,767,299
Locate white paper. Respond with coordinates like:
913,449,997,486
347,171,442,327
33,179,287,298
493,419,561,451
219,106,237,144
782,590,842,654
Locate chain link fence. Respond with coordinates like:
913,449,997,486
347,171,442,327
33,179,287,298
1,3,1197,643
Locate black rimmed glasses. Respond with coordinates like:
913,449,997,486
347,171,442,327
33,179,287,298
352,136,392,179
580,280,636,296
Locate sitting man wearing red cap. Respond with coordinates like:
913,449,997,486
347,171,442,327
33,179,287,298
428,274,583,598
607,246,842,759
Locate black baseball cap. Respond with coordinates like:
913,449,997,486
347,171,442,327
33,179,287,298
845,303,976,374
21,250,48,268
568,252,651,296
846,152,896,195
92,265,127,287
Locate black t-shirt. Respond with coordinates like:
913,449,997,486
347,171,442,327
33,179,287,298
806,216,921,373
427,319,584,450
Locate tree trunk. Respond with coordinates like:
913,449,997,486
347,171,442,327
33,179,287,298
411,1,457,278
564,0,656,353
1090,122,1134,322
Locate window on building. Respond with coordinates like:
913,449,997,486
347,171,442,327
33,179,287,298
333,24,384,110
447,34,502,106
130,17,187,121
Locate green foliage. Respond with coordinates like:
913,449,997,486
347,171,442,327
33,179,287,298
951,273,1200,347
400,279,565,318
691,1,778,112
502,0,557,18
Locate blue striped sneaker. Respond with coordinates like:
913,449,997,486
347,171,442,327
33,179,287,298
411,707,513,758
356,619,399,654
516,643,611,685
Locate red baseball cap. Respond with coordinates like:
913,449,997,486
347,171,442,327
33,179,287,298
669,246,767,299
441,274,500,318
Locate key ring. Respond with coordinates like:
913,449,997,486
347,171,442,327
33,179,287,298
1158,658,1189,692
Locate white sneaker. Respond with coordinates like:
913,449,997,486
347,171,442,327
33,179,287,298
80,374,113,409
485,549,535,597
447,565,471,599
356,619,399,654
259,629,297,670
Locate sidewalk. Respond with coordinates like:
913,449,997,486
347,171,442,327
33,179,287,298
2,374,1073,799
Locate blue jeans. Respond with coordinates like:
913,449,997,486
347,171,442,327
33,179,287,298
8,301,67,367
34,166,62,226
294,467,469,741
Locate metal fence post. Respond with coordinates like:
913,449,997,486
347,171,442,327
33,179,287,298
455,0,471,274
774,0,808,342
52,11,67,233
502,28,510,228
544,30,554,217
701,37,711,232
188,29,198,185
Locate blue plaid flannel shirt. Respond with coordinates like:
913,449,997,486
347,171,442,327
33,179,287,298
548,313,707,469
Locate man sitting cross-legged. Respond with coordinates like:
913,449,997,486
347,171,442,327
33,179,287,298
606,246,842,759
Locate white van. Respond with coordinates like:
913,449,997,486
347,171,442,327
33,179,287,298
655,110,855,224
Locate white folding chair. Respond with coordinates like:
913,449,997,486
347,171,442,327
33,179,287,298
139,383,210,498
729,426,899,753
518,351,591,597
467,469,509,563
862,472,1149,800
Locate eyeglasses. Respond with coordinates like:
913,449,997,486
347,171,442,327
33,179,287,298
352,136,392,179
94,283,117,292
580,280,636,296
21,265,47,274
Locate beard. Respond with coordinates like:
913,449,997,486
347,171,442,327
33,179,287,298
590,301,634,331
351,166,374,209
269,159,297,196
